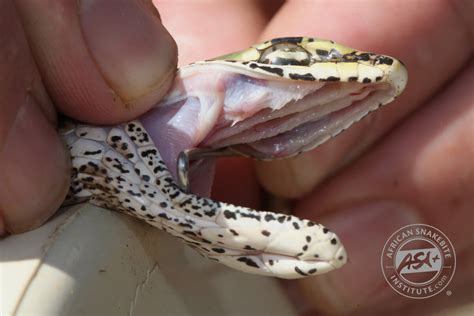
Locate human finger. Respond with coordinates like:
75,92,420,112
15,0,178,124
294,62,474,314
0,1,69,234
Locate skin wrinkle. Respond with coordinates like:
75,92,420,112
0,3,52,146
14,1,123,123
447,0,474,42
9,3,55,124
77,6,126,107
26,88,56,125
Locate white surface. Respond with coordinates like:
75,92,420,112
0,204,297,316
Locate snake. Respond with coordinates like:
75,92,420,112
60,37,407,279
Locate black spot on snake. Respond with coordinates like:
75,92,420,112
224,210,237,220
204,208,217,217
324,76,340,82
169,191,180,199
239,211,260,221
237,257,259,269
358,53,370,61
264,214,276,222
289,73,316,81
179,223,193,229
271,37,303,45
257,65,285,77
316,49,328,56
156,213,172,221
83,177,94,182
294,267,308,276
378,56,394,65
84,149,102,156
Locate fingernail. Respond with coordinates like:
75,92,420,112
79,0,177,108
0,96,70,234
298,201,421,314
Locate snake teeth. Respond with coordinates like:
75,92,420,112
61,120,347,279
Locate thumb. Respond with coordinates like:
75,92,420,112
16,0,177,123
0,0,176,235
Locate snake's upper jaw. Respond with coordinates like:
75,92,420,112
142,60,406,165
199,60,407,160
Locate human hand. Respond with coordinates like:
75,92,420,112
0,0,177,235
257,1,473,314
157,0,473,314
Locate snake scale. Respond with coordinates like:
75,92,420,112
61,37,407,279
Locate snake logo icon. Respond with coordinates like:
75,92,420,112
381,224,456,299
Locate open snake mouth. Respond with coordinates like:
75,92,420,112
61,37,407,279
140,62,405,194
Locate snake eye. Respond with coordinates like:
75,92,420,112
258,43,311,66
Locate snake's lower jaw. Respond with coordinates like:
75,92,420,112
61,120,348,279
267,241,348,280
